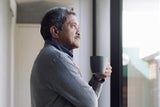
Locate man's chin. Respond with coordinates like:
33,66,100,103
73,44,80,49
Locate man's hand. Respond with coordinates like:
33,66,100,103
94,64,112,81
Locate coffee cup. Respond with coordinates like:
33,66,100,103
90,56,108,74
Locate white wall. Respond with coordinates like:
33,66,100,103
78,0,111,107
0,0,16,107
14,24,43,107
96,0,111,107
78,0,93,81
10,0,17,107
0,0,10,106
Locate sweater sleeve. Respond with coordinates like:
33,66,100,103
88,75,104,98
47,55,99,107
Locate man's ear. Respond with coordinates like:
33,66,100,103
50,26,59,39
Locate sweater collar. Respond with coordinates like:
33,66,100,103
45,40,73,58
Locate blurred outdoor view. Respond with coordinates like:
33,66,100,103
122,0,160,107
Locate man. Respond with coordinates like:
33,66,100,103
30,7,112,107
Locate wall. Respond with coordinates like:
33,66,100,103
79,0,111,107
14,24,43,107
78,0,93,80
0,0,10,106
10,0,17,107
0,0,16,107
95,0,111,107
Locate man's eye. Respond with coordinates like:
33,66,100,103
71,24,76,27
71,24,79,29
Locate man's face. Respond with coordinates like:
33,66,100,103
57,14,80,50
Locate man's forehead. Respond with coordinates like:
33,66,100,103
66,15,79,25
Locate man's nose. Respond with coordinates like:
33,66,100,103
76,31,80,36
76,27,80,35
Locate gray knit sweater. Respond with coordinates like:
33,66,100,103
30,43,104,107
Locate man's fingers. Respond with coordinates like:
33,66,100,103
105,69,112,77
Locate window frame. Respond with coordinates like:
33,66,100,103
110,0,123,107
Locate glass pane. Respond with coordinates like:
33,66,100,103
122,0,160,107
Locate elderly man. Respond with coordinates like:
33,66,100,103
30,7,112,107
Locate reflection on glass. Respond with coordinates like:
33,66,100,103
122,0,160,107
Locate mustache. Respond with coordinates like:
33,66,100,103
75,35,80,39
